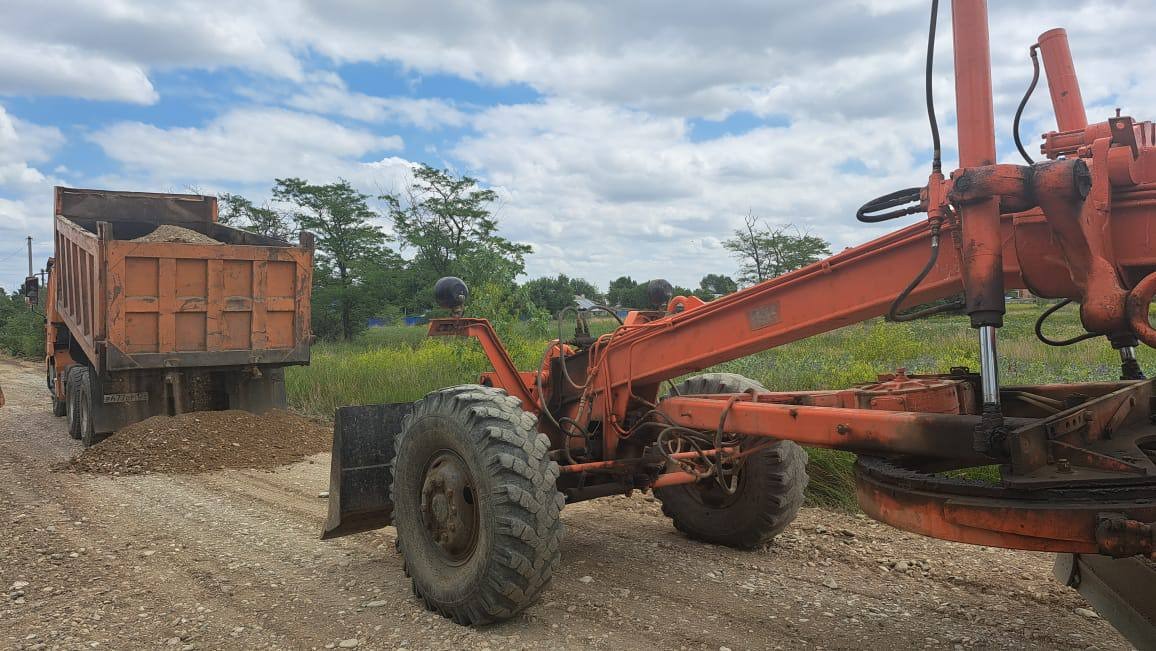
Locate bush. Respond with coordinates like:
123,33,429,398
0,291,44,359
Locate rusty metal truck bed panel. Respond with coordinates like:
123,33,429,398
52,186,313,373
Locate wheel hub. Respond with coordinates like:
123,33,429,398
420,451,478,563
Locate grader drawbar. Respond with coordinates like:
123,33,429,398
324,0,1156,642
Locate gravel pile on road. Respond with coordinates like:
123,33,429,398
66,410,330,475
132,224,220,244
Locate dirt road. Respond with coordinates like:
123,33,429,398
0,358,1132,650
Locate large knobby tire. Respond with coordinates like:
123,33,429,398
76,366,98,447
655,372,808,549
391,385,565,625
65,366,82,440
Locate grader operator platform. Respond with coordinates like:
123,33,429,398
324,1,1156,644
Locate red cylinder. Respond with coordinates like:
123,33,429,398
1038,28,1088,132
952,0,1004,327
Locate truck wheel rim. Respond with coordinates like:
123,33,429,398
419,450,479,564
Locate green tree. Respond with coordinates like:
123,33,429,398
383,165,531,304
606,276,638,307
218,193,292,240
273,178,391,340
697,273,738,300
522,274,604,315
723,213,831,286
569,277,602,302
0,287,44,358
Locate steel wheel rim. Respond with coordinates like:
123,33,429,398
419,449,480,565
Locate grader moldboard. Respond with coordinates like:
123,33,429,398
324,0,1156,643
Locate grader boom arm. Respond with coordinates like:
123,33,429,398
330,0,1156,640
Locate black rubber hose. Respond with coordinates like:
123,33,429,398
1013,44,1041,165
856,187,923,223
1034,298,1101,346
926,0,942,173
888,218,963,322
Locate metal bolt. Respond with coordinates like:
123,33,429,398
835,424,851,436
1057,458,1073,473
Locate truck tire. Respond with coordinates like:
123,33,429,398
654,373,808,549
76,366,98,447
65,366,82,439
48,363,66,417
391,385,565,625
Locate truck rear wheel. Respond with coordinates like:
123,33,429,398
391,385,565,625
65,366,82,440
655,373,808,549
48,363,66,417
76,366,98,447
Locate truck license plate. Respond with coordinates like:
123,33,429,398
103,392,149,404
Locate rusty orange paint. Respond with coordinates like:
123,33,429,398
428,2,1156,559
46,187,314,397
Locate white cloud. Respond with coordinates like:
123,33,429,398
2,0,1155,292
89,108,404,186
0,39,157,104
0,104,64,287
284,75,469,129
453,99,927,286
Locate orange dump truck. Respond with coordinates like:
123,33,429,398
43,187,314,445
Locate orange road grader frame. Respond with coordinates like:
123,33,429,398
325,0,1156,639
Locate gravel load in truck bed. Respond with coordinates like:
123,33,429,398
66,410,331,475
131,224,220,244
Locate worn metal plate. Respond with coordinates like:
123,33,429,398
747,302,780,331
321,403,411,540
1054,553,1156,649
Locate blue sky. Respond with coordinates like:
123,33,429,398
1,0,1152,292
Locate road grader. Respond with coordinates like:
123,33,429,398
323,1,1156,644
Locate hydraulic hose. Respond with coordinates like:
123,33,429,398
1013,44,1041,165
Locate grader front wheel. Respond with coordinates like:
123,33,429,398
655,373,809,549
390,385,565,625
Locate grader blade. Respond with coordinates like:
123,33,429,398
321,403,410,539
1054,553,1156,650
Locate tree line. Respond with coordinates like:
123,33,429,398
217,164,832,340
0,165,833,355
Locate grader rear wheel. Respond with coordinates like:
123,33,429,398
390,385,565,625
655,373,809,549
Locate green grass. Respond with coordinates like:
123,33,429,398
287,302,1156,510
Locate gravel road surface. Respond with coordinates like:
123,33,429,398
0,358,1132,650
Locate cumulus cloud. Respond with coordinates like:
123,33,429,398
2,0,1154,289
453,99,929,285
89,108,404,186
284,75,469,129
0,104,65,285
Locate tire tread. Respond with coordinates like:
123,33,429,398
392,384,564,625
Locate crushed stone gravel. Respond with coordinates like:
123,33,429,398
131,224,220,244
65,410,330,475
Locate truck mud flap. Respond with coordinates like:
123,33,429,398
321,403,411,540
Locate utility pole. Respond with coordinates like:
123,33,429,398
26,235,33,278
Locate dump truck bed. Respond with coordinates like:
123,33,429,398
52,187,313,374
